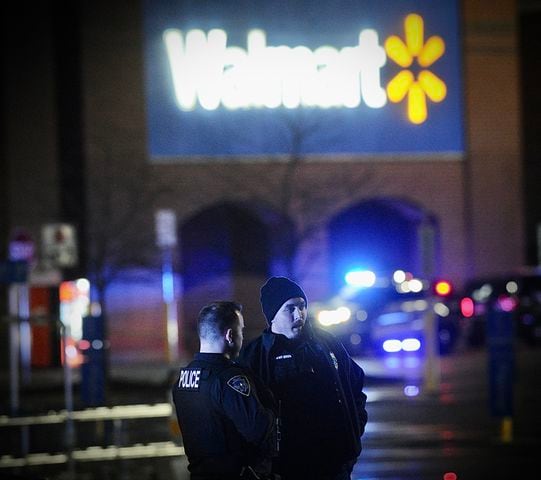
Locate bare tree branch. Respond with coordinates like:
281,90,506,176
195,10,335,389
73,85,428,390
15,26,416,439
86,145,173,301
207,111,381,281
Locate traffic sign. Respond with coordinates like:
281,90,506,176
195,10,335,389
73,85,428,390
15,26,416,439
41,224,78,268
9,230,35,262
155,209,178,248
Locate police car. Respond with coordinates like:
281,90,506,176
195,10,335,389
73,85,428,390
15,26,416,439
310,270,459,357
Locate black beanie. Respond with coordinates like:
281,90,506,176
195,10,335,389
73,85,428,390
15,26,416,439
260,276,307,324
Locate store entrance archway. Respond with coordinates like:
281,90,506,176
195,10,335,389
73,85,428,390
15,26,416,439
180,202,271,353
328,198,439,290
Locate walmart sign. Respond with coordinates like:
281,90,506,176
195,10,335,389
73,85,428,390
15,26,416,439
144,0,463,158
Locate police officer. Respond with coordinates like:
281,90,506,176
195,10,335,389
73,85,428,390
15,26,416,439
239,277,368,480
172,301,278,480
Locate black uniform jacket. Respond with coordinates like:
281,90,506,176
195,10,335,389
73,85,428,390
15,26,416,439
238,323,368,475
172,353,277,479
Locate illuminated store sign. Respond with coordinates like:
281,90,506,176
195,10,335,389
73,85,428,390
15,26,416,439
144,0,463,157
163,28,387,111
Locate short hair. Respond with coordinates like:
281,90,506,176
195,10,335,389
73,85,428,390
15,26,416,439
197,301,243,342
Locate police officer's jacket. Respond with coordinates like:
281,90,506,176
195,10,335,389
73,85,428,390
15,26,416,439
238,323,368,476
172,353,277,479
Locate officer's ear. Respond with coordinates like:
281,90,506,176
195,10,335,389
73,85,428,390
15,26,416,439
225,328,234,345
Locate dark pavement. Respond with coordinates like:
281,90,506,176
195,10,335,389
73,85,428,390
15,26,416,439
1,344,540,479
354,345,541,479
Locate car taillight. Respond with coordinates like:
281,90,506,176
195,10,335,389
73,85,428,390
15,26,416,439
460,297,475,317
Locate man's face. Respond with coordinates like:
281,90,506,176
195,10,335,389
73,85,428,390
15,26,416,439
271,297,307,339
229,310,245,358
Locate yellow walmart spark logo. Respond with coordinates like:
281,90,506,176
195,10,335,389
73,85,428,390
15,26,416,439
385,14,446,124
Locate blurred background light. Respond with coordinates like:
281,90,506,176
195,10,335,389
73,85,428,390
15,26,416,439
383,339,402,352
345,269,376,287
460,297,474,317
318,306,351,326
402,338,421,351
404,385,420,397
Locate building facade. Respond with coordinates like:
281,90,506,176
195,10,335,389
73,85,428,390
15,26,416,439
2,0,524,364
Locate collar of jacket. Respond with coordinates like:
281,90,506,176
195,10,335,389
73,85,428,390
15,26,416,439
261,321,317,350
194,352,233,365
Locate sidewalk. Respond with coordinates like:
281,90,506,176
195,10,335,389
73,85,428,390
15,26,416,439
0,362,177,390
0,361,180,415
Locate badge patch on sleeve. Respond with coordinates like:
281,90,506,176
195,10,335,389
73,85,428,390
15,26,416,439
227,375,251,396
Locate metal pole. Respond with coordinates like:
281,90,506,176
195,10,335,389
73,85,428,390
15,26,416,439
162,248,179,364
17,283,31,386
155,209,180,365
423,298,441,395
8,285,20,416
61,322,76,478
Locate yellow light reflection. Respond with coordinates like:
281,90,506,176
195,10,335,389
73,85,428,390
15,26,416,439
405,14,424,57
408,82,427,124
418,36,445,67
384,13,447,124
418,70,447,102
384,36,412,68
387,70,414,103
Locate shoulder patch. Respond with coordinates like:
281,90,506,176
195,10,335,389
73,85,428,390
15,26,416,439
227,375,251,396
178,368,202,390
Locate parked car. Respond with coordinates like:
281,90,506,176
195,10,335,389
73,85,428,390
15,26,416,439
370,293,460,356
459,271,541,347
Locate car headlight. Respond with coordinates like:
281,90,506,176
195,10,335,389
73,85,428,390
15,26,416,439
317,306,351,326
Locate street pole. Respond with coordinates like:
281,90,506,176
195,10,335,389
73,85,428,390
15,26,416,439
61,321,76,478
8,279,31,456
8,292,20,416
8,280,31,414
487,308,515,443
18,283,31,386
155,209,180,365
423,298,441,395
162,247,179,364
417,217,441,395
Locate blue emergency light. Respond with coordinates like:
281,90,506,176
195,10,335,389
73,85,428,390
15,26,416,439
344,269,376,288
